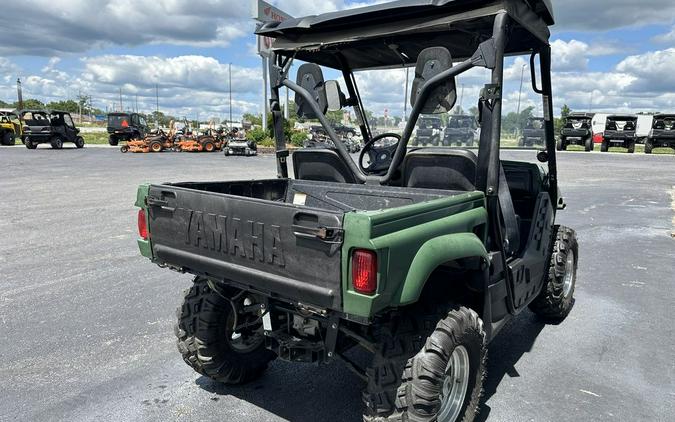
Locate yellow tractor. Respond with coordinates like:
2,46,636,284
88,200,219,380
0,109,23,146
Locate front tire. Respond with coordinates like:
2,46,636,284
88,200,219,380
1,132,15,146
600,140,609,152
25,139,37,149
51,137,63,149
109,136,119,146
627,141,635,154
584,137,593,152
150,141,163,152
644,140,653,154
175,277,276,384
364,307,486,422
529,226,578,321
556,138,564,151
75,136,85,149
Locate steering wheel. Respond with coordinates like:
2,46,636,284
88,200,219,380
359,133,402,175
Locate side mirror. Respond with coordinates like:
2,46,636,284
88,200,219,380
537,150,549,163
411,47,457,114
325,80,346,112
295,63,327,119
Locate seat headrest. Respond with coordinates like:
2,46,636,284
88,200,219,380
292,148,357,184
411,47,457,114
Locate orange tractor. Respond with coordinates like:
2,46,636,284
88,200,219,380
121,122,177,153
173,123,225,152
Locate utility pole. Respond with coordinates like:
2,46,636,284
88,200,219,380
135,94,139,114
155,84,160,128
229,63,233,126
16,78,23,110
89,95,93,121
119,88,123,112
78,89,82,124
459,84,465,114
589,90,594,112
516,64,526,136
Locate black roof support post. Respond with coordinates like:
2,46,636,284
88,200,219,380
269,54,289,179
539,44,559,210
486,12,508,202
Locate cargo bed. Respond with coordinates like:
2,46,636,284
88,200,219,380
146,179,460,310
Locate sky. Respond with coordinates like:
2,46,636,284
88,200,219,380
1,0,674,121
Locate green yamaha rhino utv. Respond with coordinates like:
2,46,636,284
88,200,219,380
135,1,577,421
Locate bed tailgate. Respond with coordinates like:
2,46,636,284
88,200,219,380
146,184,344,310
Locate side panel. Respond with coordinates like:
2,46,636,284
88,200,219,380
341,192,488,319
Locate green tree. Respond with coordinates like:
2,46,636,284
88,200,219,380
13,98,45,110
45,100,79,113
560,104,571,119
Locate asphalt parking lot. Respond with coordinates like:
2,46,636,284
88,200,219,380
0,147,673,422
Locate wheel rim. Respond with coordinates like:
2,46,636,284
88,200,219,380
152,144,161,152
225,299,265,353
562,250,575,298
438,345,471,422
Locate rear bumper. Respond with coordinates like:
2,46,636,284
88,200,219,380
647,134,675,147
24,133,52,143
561,129,590,139
603,132,636,142
155,244,339,309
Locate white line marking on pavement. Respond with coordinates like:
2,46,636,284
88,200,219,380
579,390,602,398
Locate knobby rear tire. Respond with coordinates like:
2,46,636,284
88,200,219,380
175,277,276,385
529,226,578,321
363,306,486,422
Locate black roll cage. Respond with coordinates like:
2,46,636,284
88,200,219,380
267,11,558,208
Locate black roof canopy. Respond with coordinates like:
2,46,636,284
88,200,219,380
257,0,554,70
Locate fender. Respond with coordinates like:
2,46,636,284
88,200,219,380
398,232,488,304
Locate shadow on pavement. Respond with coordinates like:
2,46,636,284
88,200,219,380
476,310,546,422
196,310,547,422
196,359,364,422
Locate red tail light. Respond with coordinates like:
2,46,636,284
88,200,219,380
138,209,148,240
352,250,377,295
593,133,603,144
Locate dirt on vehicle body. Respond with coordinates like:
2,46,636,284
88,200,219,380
135,2,577,421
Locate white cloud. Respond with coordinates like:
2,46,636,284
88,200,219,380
551,40,590,71
0,0,252,55
653,26,675,43
553,0,675,30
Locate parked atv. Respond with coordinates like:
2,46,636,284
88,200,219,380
443,114,478,146
519,117,545,147
0,109,22,146
22,110,84,149
558,112,594,152
107,112,149,146
136,2,576,422
645,114,675,154
601,115,637,153
414,115,443,146
224,137,257,156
